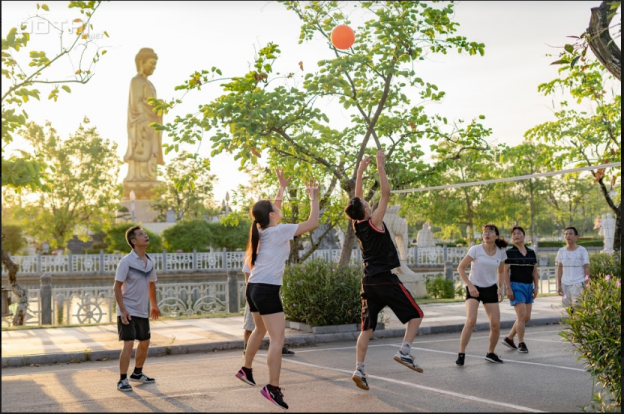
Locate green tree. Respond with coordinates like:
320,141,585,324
498,142,557,247
103,223,163,254
1,1,107,326
150,151,217,221
525,58,621,252
162,219,213,252
210,220,251,251
151,1,491,267
14,120,122,249
0,225,26,255
402,141,502,245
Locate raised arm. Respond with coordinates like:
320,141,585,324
274,168,292,210
295,179,320,237
355,156,371,199
370,150,390,230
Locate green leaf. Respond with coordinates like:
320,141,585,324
62,85,71,93
564,44,574,53
41,3,49,11
570,56,580,68
104,31,109,38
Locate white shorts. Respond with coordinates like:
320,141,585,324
242,303,255,332
562,282,584,307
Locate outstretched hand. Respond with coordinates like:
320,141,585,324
276,168,292,188
357,156,372,173
305,179,320,201
375,150,385,166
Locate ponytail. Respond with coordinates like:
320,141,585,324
483,224,509,249
495,238,509,249
245,200,274,269
246,222,260,269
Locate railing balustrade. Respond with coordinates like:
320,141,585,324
2,246,603,276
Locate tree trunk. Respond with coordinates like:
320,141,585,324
614,201,621,257
338,180,356,267
587,0,621,81
338,223,357,267
1,246,28,326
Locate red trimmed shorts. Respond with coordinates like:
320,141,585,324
360,271,423,331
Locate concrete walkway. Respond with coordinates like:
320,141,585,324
1,296,566,367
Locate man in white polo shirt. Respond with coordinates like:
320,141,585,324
556,227,590,307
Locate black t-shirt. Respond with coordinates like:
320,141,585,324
353,219,401,277
505,245,537,284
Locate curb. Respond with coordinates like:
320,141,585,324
1,317,564,368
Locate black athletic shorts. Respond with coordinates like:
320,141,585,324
246,282,284,315
117,315,150,341
465,283,499,304
360,271,424,331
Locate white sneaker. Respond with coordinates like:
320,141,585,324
352,369,369,390
394,351,424,373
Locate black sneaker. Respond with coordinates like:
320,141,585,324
281,347,295,356
518,342,529,353
129,373,155,383
235,367,256,386
502,337,517,350
485,353,504,363
117,378,132,392
261,384,288,410
456,353,465,367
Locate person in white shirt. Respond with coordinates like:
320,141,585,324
234,168,319,411
556,227,590,307
455,224,508,366
241,258,295,357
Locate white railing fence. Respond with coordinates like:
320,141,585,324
2,266,564,328
8,246,595,276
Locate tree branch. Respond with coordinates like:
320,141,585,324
587,0,621,81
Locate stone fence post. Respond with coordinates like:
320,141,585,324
444,262,454,282
40,274,52,325
227,269,239,313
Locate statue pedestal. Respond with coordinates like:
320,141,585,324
396,263,427,299
122,180,162,200
121,180,162,223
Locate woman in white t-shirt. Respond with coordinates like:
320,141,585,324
455,224,509,367
234,169,319,411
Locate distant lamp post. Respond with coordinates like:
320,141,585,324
130,190,136,223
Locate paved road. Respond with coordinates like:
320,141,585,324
1,325,592,412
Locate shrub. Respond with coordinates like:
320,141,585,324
589,253,621,282
162,220,213,252
103,223,163,253
281,259,361,326
425,274,455,299
560,275,621,411
1,225,26,254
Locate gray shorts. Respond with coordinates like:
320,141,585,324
242,303,255,332
562,282,584,307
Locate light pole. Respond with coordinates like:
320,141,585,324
130,190,136,223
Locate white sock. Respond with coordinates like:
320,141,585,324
400,342,411,355
356,361,365,373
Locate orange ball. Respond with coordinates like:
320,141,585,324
331,25,355,50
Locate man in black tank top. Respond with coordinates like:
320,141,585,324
343,150,425,392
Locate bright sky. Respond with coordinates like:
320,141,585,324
2,1,615,203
